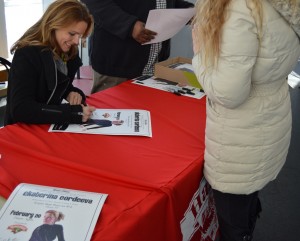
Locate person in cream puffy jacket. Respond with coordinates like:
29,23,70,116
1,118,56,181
192,0,300,240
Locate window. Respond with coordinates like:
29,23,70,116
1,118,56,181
0,0,88,64
5,0,43,58
0,0,52,58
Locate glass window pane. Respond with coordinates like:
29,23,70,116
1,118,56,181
4,0,43,57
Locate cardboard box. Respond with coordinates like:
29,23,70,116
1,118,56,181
154,57,201,89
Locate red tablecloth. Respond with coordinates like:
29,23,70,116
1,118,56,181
0,81,217,241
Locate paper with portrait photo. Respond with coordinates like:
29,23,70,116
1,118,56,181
49,109,152,137
0,183,108,241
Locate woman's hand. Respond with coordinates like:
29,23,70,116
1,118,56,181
81,104,96,122
67,92,83,105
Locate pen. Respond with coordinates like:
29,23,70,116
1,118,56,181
182,87,190,91
186,91,195,95
173,91,182,96
134,75,151,81
177,90,186,94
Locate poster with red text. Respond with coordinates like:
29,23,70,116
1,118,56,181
49,109,152,137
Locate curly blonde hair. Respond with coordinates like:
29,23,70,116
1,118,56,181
192,0,264,68
10,0,93,60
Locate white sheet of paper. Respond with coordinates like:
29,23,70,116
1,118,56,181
144,8,195,45
0,183,108,241
49,109,152,137
132,76,205,100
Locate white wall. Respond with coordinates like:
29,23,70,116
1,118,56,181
170,25,193,58
170,0,196,59
0,0,8,58
80,40,90,66
42,0,52,10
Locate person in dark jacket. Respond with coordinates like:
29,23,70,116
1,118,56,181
29,210,65,241
83,119,124,129
82,0,194,93
4,0,96,126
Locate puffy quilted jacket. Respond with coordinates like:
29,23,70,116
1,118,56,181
192,0,300,194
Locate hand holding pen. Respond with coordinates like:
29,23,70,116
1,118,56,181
81,104,96,122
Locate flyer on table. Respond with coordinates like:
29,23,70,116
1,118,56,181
0,183,108,241
49,109,152,137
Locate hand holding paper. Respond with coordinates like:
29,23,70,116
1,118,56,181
132,21,157,44
143,8,195,45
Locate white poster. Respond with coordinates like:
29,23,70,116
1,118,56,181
49,109,152,137
0,183,108,241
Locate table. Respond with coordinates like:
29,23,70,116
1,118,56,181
0,81,218,241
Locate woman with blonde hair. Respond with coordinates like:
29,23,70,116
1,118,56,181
29,210,65,241
192,0,300,240
5,0,96,126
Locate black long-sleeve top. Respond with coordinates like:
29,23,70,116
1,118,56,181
29,224,65,241
4,46,86,126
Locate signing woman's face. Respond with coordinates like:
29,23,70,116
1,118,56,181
55,21,87,53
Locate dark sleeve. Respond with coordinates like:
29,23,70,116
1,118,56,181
56,225,65,241
29,226,44,241
7,49,83,125
64,54,86,104
173,0,194,8
28,229,39,241
82,0,138,39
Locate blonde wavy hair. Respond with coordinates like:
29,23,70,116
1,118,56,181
192,0,264,68
45,210,65,222
10,0,93,60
